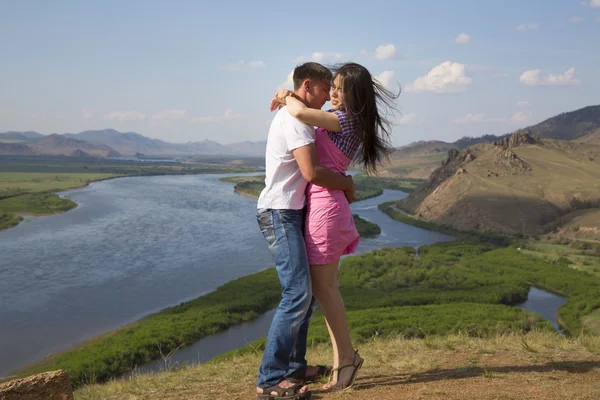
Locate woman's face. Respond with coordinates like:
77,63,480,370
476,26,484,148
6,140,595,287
330,75,345,111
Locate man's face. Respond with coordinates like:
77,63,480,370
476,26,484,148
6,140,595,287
306,79,331,109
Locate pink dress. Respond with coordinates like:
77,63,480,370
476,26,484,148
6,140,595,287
304,127,360,265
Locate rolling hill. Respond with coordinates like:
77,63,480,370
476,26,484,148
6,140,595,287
396,131,600,235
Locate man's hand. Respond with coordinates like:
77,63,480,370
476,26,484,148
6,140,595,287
343,175,355,204
269,89,294,112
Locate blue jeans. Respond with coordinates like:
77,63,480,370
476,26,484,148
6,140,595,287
256,208,315,388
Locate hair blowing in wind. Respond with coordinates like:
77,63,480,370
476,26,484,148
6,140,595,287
334,62,400,175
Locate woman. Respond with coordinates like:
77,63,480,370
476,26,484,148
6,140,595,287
270,62,398,390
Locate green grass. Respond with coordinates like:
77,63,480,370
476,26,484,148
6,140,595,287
217,303,552,361
353,214,380,238
0,172,119,198
13,240,600,388
0,212,23,229
219,174,426,202
519,241,600,278
0,193,77,215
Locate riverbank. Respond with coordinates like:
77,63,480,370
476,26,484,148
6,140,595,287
75,331,600,400
10,238,600,388
219,175,426,202
220,176,382,238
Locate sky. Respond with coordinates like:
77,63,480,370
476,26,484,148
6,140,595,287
0,0,599,147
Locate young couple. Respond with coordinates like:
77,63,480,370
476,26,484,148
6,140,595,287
256,61,396,399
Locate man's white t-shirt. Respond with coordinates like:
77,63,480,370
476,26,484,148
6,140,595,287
257,107,315,210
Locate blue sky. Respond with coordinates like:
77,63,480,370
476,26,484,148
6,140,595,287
1,0,599,146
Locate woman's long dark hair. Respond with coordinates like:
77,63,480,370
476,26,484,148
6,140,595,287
333,62,399,175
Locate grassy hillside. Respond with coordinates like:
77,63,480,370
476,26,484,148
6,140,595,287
380,151,449,179
11,241,600,388
73,331,600,400
396,135,600,235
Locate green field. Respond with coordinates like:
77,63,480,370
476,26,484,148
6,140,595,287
12,240,600,388
519,241,600,278
219,174,426,202
353,214,380,238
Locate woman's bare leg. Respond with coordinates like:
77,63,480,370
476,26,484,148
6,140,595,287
310,261,363,389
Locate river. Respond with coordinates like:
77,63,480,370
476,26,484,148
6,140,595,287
0,174,453,377
0,174,565,378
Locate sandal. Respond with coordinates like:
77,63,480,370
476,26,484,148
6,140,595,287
288,365,332,384
325,350,364,391
257,382,312,400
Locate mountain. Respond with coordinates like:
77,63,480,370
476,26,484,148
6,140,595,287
391,140,457,157
0,132,44,142
66,129,265,156
65,129,173,156
574,129,600,145
28,134,121,157
453,105,600,149
0,129,267,157
397,131,600,235
379,141,457,179
0,142,36,155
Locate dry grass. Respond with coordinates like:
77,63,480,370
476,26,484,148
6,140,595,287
74,331,600,400
399,141,600,235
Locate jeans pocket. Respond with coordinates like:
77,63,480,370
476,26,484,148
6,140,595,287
257,210,276,245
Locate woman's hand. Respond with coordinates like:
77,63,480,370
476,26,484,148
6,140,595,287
285,95,307,118
269,89,293,112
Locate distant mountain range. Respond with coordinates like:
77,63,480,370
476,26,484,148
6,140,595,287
2,105,599,159
0,129,267,157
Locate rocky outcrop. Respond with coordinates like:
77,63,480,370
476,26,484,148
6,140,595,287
493,130,539,149
0,370,73,400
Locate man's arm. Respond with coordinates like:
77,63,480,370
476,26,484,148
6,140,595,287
293,144,355,203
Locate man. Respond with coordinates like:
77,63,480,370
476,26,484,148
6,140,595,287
256,62,355,399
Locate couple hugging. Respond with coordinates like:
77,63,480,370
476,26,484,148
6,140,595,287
255,61,397,399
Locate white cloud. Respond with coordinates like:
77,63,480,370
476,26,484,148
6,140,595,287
375,44,396,60
581,0,600,7
519,67,581,86
515,22,540,31
569,16,585,23
397,113,418,125
360,44,397,60
277,71,294,90
455,33,470,44
405,61,473,94
190,109,241,123
104,110,145,121
454,113,485,124
374,70,396,91
151,109,187,121
248,61,266,68
293,52,345,64
509,112,531,124
221,60,266,71
516,100,529,107
453,112,531,125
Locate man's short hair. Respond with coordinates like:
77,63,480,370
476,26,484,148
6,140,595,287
293,62,332,90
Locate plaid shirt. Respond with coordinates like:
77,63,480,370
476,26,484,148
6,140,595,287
327,109,360,160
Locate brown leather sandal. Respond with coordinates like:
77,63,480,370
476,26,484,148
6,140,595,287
257,382,312,400
288,365,332,384
325,350,364,391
